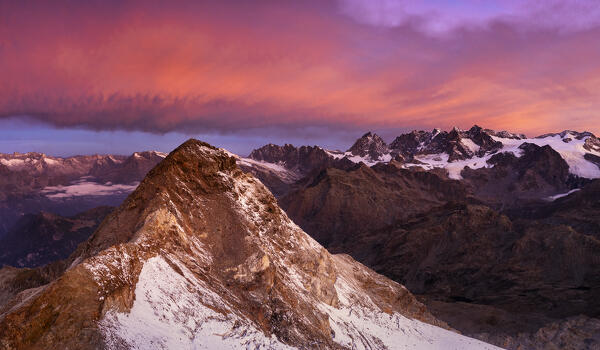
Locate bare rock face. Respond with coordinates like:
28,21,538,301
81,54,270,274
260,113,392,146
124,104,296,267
248,144,335,176
0,140,498,350
461,142,575,207
279,162,469,247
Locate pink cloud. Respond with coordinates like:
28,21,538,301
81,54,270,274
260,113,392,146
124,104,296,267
0,0,599,137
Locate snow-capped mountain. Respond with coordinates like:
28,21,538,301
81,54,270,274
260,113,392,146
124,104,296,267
0,139,501,350
245,126,600,182
346,132,392,163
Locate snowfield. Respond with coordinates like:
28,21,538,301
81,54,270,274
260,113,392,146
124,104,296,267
100,255,503,350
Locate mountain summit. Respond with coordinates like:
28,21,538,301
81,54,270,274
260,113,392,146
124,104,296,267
0,139,499,349
347,132,389,162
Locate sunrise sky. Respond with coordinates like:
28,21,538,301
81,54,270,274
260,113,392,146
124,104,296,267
1,0,599,155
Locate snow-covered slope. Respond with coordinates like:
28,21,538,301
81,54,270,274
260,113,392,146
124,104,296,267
247,127,600,182
401,131,600,180
0,139,502,350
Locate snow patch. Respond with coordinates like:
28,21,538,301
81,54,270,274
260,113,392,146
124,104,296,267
546,189,581,201
493,134,600,179
321,269,503,350
461,138,481,154
100,256,295,350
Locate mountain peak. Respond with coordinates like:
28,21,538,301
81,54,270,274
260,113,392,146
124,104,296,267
0,139,500,350
347,132,388,160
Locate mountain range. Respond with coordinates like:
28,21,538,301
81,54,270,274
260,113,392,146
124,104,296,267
236,126,600,349
1,126,599,349
0,151,165,240
0,140,501,349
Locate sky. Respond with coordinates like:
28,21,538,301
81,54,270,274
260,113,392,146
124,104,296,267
1,0,600,156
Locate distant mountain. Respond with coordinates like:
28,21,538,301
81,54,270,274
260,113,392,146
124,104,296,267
239,126,600,349
0,140,500,349
246,125,600,183
0,151,165,239
0,206,113,268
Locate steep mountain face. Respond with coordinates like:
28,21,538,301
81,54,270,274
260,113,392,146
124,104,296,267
278,167,600,349
0,206,113,268
461,143,579,207
245,144,355,197
279,162,469,247
0,140,499,350
389,126,503,162
0,151,165,239
347,132,390,162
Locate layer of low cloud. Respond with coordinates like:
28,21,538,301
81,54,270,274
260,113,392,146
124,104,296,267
41,178,139,199
1,0,599,137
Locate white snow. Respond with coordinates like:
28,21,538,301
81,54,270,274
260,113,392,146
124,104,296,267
41,178,139,199
42,157,60,166
100,255,500,350
100,256,296,350
0,158,26,168
546,188,581,201
403,153,494,180
321,262,503,350
491,133,600,179
461,138,481,154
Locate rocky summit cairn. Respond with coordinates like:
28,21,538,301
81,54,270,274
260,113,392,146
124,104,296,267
0,139,501,350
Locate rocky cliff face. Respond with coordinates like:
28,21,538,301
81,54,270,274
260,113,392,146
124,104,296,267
347,132,390,162
0,140,499,350
248,144,336,176
279,162,469,247
461,142,579,207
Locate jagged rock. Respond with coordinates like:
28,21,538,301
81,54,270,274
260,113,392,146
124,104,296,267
347,132,389,161
460,142,574,207
248,144,334,176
